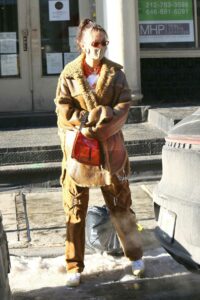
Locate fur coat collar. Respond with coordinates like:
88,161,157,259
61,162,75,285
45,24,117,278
62,53,123,111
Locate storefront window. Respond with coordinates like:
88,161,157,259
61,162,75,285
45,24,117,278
0,0,19,77
39,0,79,76
139,0,195,49
197,0,200,46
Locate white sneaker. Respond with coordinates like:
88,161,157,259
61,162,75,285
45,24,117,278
66,272,81,287
132,259,145,277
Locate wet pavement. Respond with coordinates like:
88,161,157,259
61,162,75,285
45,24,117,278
12,275,200,300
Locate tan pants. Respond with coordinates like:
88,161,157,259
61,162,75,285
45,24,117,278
62,171,143,273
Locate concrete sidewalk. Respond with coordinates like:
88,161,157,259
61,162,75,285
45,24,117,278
0,180,159,258
4,181,200,300
0,104,199,256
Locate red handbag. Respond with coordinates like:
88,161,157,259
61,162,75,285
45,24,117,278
71,131,101,166
71,113,101,166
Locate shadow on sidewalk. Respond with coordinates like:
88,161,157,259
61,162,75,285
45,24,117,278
10,247,200,300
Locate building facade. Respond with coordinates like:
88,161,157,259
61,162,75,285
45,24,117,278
139,0,200,104
0,0,199,113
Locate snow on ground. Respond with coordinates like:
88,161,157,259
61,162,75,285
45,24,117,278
9,247,188,295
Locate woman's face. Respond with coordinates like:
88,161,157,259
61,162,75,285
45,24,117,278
81,30,108,62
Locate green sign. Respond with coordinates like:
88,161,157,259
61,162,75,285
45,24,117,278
139,0,193,21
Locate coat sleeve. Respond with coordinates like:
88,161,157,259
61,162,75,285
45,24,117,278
54,74,86,128
82,71,131,141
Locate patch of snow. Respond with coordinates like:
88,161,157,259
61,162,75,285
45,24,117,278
9,247,188,294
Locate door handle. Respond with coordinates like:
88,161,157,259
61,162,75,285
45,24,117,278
22,29,29,51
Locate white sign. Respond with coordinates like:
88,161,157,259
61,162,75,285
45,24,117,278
139,20,194,43
64,52,78,65
49,0,70,21
1,54,18,76
0,32,17,54
46,53,63,74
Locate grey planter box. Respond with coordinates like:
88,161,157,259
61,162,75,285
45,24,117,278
0,212,12,300
153,108,200,271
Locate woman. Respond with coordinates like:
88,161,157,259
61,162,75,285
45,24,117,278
54,19,144,287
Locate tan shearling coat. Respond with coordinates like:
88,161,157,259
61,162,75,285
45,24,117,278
54,54,132,187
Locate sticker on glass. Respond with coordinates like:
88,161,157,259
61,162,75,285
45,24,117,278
48,0,70,21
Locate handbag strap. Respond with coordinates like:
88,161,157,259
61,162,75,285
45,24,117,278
79,112,89,131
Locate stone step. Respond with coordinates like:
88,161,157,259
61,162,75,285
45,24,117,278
0,123,166,166
0,112,57,129
0,106,149,129
0,105,198,132
0,155,162,190
123,123,166,156
148,105,199,133
129,155,162,182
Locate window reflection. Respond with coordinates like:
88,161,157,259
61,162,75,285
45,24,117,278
197,0,200,46
0,0,19,77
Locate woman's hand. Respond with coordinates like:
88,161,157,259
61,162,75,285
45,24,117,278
86,105,113,127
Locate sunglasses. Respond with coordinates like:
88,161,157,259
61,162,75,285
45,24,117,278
91,40,109,47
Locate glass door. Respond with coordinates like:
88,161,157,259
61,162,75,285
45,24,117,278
0,0,32,112
0,0,79,113
30,0,79,111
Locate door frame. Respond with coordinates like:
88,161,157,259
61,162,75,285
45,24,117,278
0,0,90,113
30,0,58,112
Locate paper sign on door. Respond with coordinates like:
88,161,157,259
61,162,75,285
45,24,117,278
1,54,18,76
49,0,70,21
0,32,17,54
46,53,63,74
